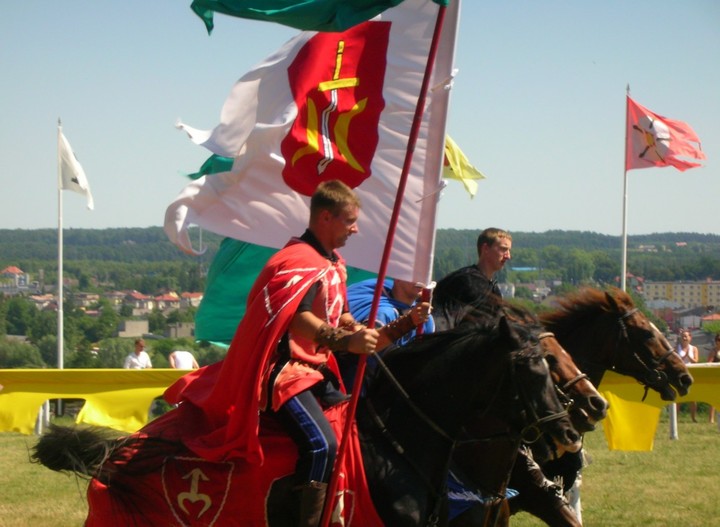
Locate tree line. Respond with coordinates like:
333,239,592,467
1,227,718,369
2,228,719,294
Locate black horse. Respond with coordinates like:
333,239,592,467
32,316,581,526
444,305,606,527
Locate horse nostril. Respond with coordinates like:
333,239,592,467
680,374,694,388
591,395,609,414
567,428,581,445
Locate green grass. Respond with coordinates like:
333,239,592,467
1,410,718,526
513,407,720,527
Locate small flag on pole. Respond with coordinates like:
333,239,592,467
59,131,94,209
625,96,705,172
442,135,485,197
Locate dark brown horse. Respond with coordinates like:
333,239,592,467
541,287,692,401
33,317,581,526
450,288,693,527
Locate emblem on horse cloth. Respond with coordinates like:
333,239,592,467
161,456,234,527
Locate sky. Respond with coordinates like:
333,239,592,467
1,1,718,237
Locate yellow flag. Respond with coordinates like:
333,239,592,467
442,135,485,197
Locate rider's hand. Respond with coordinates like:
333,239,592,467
348,327,379,355
410,301,432,326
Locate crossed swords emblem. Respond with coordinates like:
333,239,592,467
291,40,367,176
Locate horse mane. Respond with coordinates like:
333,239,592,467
539,287,635,338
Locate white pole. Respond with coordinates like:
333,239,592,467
669,403,679,440
620,87,630,293
57,119,64,370
620,170,629,293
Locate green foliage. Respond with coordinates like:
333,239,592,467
0,337,44,368
5,296,36,335
90,338,134,369
702,321,720,336
147,309,168,334
36,335,59,366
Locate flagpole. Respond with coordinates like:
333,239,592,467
57,118,64,370
620,86,630,292
320,5,449,526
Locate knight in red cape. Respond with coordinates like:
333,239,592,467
164,180,380,526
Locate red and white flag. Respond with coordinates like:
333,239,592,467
165,0,459,284
625,95,705,172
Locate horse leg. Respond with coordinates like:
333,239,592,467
507,448,581,527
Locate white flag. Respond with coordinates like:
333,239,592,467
166,0,459,284
59,131,94,210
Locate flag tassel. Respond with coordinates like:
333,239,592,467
320,4,449,526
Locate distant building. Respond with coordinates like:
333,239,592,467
28,294,57,311
165,322,195,339
155,292,181,313
103,291,127,310
117,319,149,338
643,280,720,310
1,266,31,293
73,292,100,308
125,290,154,316
181,292,204,308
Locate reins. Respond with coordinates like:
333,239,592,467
615,308,676,400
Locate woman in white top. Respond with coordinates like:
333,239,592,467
677,330,699,422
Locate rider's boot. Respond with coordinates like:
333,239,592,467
296,481,328,527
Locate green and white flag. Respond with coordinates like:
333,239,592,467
167,0,460,285
191,0,411,33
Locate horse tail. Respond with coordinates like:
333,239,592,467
31,423,122,478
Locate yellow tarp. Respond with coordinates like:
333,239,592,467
2,365,719,449
599,364,720,451
0,369,187,434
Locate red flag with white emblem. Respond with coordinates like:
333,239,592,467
625,96,705,172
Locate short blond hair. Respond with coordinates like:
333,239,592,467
310,180,360,220
477,228,511,256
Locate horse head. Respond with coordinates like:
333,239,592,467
604,288,693,400
537,332,608,433
541,287,693,402
500,318,583,455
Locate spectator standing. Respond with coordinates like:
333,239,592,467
432,227,511,331
169,350,199,369
676,330,699,422
124,338,152,369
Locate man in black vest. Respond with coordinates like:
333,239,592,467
432,227,512,331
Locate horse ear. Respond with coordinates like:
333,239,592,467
497,315,515,342
605,290,620,313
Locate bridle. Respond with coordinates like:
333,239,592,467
512,344,571,445
537,331,589,411
579,307,676,401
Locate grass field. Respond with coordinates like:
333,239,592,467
0,408,718,526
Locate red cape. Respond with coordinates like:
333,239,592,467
165,240,336,464
86,402,384,526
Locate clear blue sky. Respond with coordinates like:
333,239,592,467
1,1,718,236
